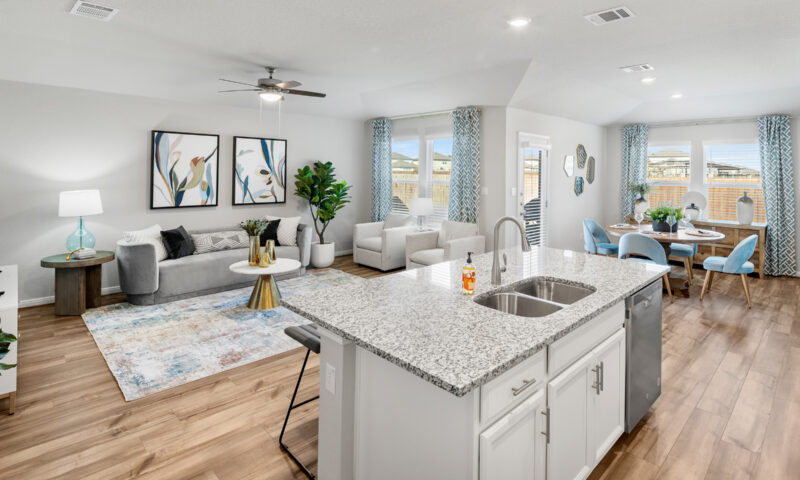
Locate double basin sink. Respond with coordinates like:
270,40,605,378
475,278,595,317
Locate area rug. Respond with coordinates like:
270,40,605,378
82,268,362,401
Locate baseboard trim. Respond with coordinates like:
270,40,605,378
335,249,353,256
20,286,122,308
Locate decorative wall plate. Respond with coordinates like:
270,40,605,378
564,155,574,177
586,156,596,184
574,176,584,196
576,144,587,169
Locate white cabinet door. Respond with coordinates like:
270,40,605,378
590,328,626,465
547,351,593,480
479,388,546,480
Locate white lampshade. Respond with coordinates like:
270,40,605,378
409,197,434,216
59,190,103,217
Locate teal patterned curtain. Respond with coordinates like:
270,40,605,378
620,124,649,220
371,118,392,222
449,107,481,223
758,115,796,276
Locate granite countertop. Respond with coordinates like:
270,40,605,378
281,246,670,397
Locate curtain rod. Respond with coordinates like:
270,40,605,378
387,107,482,121
647,114,793,129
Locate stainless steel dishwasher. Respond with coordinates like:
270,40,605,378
624,279,662,433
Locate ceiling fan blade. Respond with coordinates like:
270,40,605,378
285,89,327,98
274,80,301,89
219,78,261,88
218,89,262,93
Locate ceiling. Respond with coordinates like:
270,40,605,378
2,0,800,125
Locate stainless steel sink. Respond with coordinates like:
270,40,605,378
513,279,595,305
474,292,563,317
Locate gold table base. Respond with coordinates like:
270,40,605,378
247,274,282,310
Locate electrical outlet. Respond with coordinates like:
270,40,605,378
325,363,336,394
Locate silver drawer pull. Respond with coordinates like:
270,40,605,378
511,378,537,396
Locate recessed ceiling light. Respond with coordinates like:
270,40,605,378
507,17,532,28
641,77,656,84
671,93,683,99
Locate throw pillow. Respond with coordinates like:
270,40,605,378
122,224,168,261
266,215,300,246
384,212,412,229
259,219,282,246
192,231,249,254
160,226,195,259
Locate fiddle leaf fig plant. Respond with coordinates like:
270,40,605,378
294,161,352,245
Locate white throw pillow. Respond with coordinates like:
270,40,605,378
266,215,300,246
383,212,412,229
122,224,168,261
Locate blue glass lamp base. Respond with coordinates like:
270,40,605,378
66,217,96,251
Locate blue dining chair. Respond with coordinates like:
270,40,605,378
669,222,698,283
700,234,758,308
619,233,673,303
583,219,619,256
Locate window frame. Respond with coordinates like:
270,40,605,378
390,133,453,222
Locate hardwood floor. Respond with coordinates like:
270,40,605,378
0,256,796,479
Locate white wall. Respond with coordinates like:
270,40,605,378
604,120,800,273
0,80,368,304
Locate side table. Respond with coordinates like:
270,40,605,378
229,258,302,310
40,251,115,315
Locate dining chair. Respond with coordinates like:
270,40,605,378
700,234,758,308
669,222,697,283
619,233,673,303
583,219,619,256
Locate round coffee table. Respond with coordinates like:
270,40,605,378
229,258,302,310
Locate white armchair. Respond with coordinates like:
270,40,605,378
353,213,417,271
406,220,486,269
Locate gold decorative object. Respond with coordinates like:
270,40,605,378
248,236,261,266
266,239,276,265
65,248,84,261
247,274,281,309
258,241,270,267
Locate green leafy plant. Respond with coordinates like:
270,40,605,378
239,218,269,236
629,182,652,198
0,328,17,374
294,161,352,244
646,205,684,223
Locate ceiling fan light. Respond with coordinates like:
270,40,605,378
259,90,283,102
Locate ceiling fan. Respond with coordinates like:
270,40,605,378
218,67,326,102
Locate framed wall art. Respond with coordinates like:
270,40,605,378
151,130,219,209
232,136,287,205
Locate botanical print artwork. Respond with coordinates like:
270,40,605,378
151,130,219,208
233,137,287,205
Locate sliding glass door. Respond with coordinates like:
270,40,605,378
518,133,550,246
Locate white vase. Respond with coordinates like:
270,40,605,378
311,242,335,268
736,192,754,225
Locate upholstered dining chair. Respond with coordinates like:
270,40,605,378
583,219,619,256
669,222,698,283
700,234,758,308
619,233,673,303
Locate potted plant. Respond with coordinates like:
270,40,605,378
629,182,652,214
647,205,683,232
240,218,270,265
294,161,352,268
0,328,17,374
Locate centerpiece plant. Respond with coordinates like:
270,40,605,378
294,161,351,267
240,218,270,265
647,205,683,233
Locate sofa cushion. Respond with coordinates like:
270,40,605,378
191,231,248,254
437,221,478,249
409,248,445,266
157,248,252,299
274,246,300,261
384,213,412,229
356,236,383,253
123,224,168,261
266,215,300,246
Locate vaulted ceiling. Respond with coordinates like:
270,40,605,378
2,0,799,125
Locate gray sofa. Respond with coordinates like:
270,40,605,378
116,224,311,305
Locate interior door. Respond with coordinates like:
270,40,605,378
591,328,626,464
518,134,549,247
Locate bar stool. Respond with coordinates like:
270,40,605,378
280,324,321,479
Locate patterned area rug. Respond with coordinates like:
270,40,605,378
82,269,361,401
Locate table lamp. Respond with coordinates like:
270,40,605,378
59,190,103,252
409,197,434,231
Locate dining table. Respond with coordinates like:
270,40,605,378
606,223,727,297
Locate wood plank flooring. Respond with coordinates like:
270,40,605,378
0,256,797,479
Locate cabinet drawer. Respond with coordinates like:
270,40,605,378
548,301,624,377
480,350,546,427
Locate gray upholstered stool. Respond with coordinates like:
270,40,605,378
280,324,320,479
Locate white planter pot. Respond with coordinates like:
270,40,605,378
311,242,335,268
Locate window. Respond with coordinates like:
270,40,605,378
646,144,690,208
704,143,766,223
391,137,451,221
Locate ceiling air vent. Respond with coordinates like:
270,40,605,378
584,6,635,25
620,64,654,73
69,1,118,21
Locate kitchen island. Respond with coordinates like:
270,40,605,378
282,246,669,480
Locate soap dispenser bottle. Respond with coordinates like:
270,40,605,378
462,251,476,295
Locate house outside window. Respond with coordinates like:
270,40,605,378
704,142,766,223
391,137,452,221
646,144,691,209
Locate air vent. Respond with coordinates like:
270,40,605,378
620,64,654,73
584,6,635,25
69,1,118,21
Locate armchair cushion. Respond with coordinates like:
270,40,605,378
444,236,486,261
357,236,383,252
409,248,445,266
